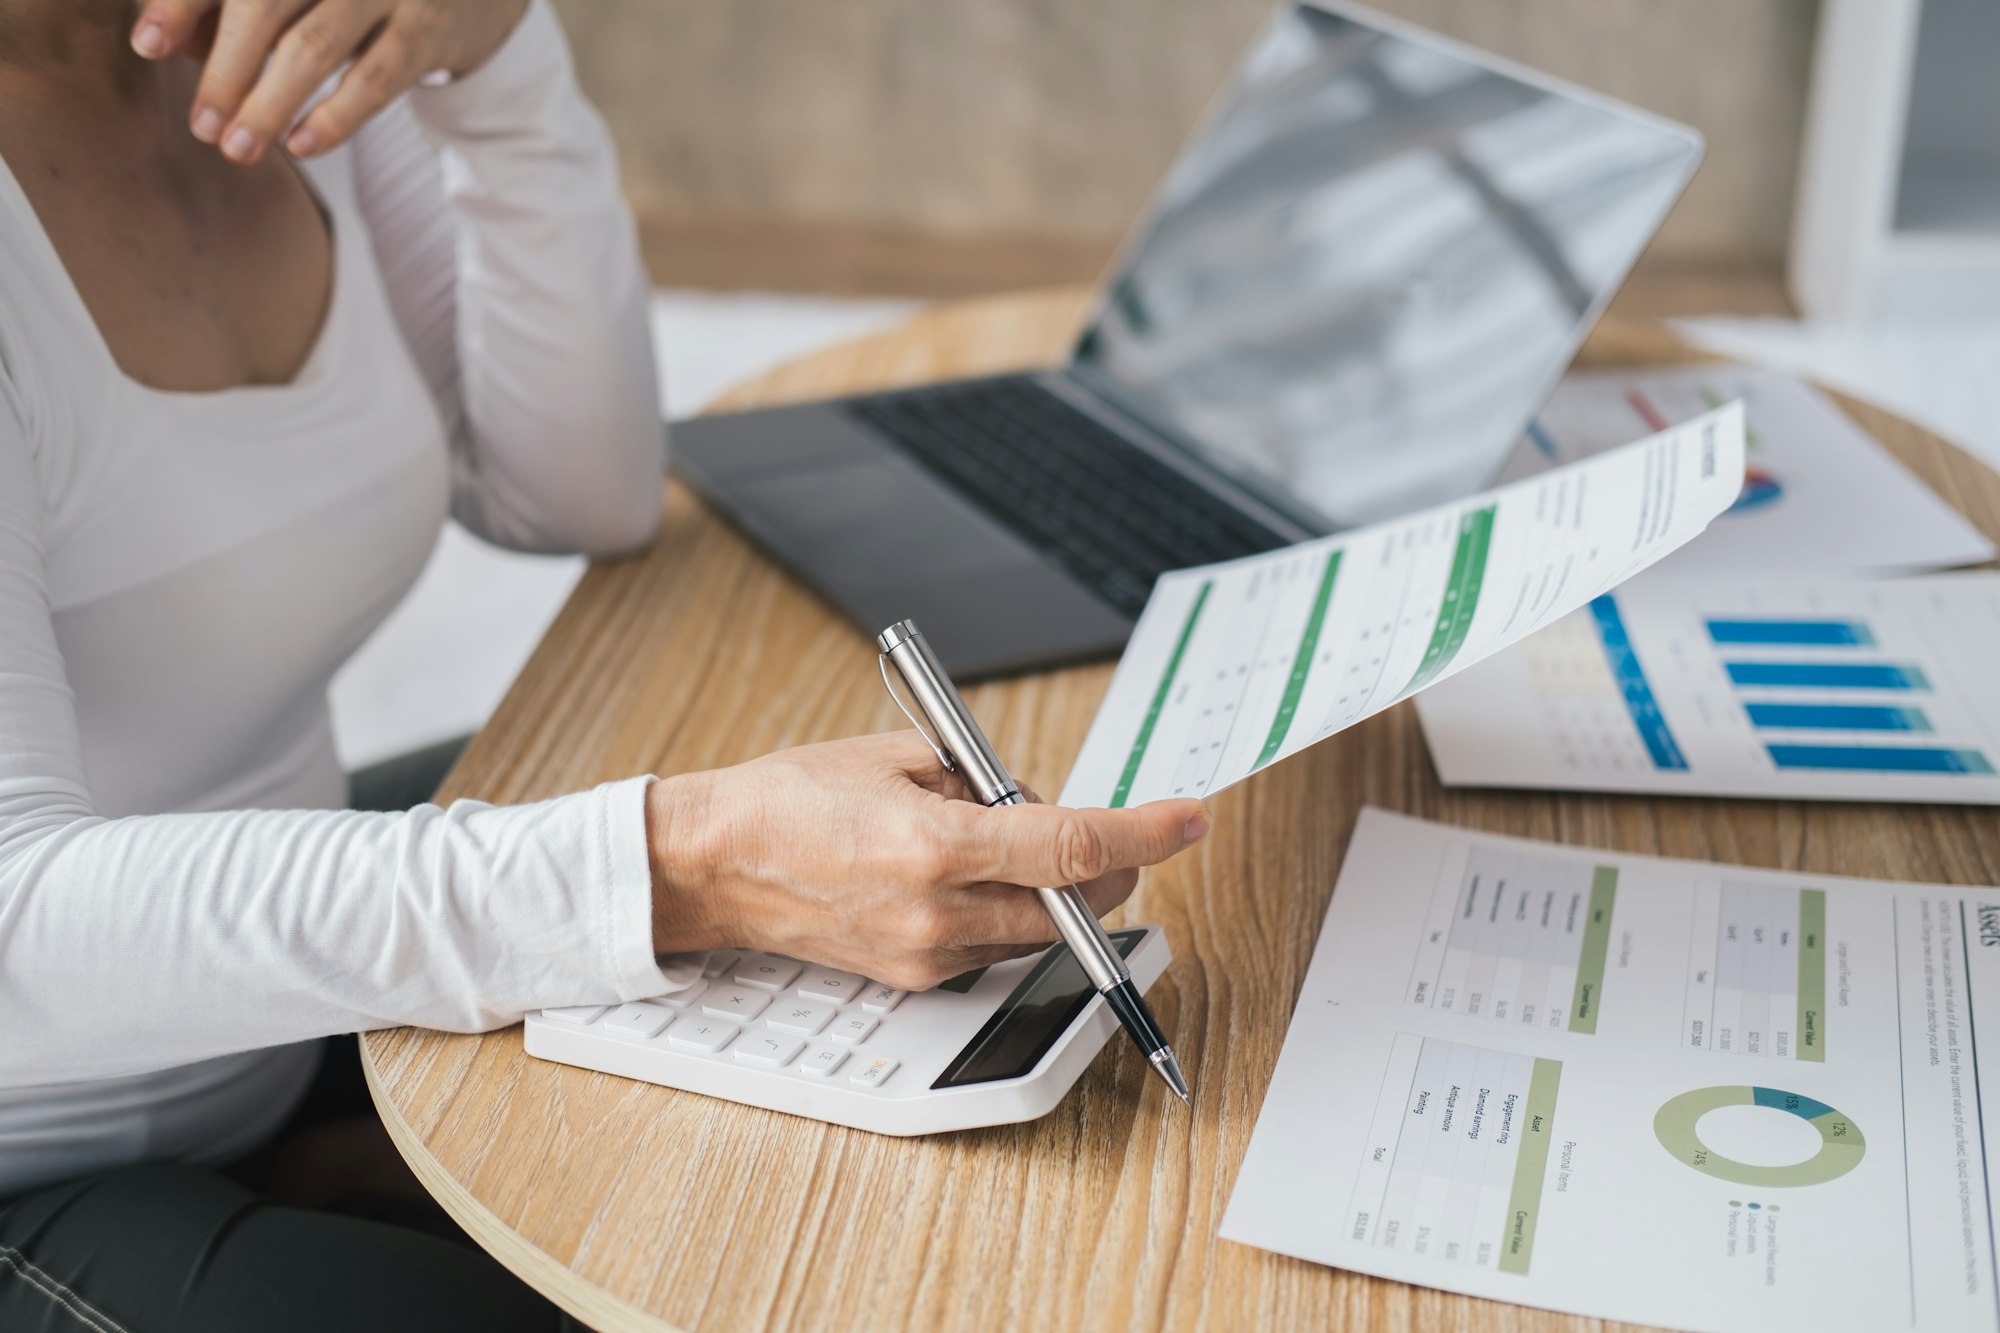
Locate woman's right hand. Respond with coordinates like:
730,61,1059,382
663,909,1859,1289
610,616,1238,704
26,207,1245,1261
644,732,1210,992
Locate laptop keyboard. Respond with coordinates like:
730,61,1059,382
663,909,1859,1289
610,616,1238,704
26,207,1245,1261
846,378,1289,615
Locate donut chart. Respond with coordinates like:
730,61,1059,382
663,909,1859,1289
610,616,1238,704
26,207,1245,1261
1653,1085,1865,1187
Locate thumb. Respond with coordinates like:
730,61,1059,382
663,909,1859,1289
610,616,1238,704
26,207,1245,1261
950,797,1210,887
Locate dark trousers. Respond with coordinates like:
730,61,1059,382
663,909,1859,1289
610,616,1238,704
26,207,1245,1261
0,738,582,1331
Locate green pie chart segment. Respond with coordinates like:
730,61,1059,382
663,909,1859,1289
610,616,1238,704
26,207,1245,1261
1653,1085,1865,1187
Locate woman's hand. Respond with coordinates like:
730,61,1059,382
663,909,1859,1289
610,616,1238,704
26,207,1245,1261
128,0,532,164
646,733,1211,993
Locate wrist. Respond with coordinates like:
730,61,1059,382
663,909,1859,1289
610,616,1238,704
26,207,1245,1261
645,772,728,955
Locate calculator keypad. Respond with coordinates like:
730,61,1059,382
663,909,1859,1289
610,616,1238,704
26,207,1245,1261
734,1032,806,1067
766,998,838,1036
537,954,910,1090
826,1013,878,1045
798,1046,847,1077
667,1016,738,1052
851,1057,900,1088
796,967,867,1003
649,981,706,1009
604,1004,673,1040
701,984,771,1021
859,985,905,1013
734,955,804,991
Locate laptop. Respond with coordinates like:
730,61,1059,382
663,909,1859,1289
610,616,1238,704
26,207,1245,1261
672,0,1703,678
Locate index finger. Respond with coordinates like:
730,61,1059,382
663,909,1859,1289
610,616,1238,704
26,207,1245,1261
946,797,1210,888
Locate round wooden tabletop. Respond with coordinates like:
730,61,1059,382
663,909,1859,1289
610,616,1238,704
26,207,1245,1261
363,288,2000,1333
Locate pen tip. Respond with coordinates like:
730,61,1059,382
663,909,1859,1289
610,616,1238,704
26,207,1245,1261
1149,1047,1193,1105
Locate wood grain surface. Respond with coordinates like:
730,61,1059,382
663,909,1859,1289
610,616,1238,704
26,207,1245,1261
363,288,2000,1333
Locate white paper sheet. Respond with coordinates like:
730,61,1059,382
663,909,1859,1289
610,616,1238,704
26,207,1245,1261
1415,573,2000,804
1222,808,2000,1333
1059,405,1746,809
1499,364,1993,577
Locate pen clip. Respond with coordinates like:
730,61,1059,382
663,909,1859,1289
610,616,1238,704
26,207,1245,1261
879,651,957,773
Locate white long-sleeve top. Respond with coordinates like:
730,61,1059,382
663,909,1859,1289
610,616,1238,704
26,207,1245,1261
0,1,694,1196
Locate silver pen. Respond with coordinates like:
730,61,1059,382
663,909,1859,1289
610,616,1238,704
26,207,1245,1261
877,619,1192,1105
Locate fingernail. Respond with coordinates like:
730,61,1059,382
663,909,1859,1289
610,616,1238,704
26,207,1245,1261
1182,813,1211,844
191,107,224,143
221,126,258,163
287,125,320,158
131,20,168,59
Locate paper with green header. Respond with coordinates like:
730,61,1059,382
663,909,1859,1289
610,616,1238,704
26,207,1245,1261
1223,808,2000,1332
1060,403,1746,813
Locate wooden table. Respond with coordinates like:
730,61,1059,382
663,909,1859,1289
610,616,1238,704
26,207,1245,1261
363,288,2000,1333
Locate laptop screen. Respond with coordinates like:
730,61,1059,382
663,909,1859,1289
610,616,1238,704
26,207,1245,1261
1068,1,1701,532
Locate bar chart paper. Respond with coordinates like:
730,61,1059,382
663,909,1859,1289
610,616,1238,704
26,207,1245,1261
1060,404,1746,810
1222,809,2000,1333
1415,573,2000,804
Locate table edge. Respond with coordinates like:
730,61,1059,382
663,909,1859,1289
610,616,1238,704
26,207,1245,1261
361,1041,688,1333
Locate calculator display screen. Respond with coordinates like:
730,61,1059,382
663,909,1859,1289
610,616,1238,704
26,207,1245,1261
931,930,1146,1088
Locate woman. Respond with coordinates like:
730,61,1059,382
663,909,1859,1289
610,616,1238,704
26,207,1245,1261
0,1,1209,1326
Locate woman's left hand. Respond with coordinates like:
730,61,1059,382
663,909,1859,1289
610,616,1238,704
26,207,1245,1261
129,0,532,165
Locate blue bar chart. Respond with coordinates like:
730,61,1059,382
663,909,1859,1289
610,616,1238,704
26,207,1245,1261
1590,597,1687,771
1414,575,2000,803
1707,613,1992,776
1706,619,1875,647
1765,744,1994,774
1741,703,1928,732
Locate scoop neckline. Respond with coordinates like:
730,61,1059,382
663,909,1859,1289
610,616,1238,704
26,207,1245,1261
0,151,346,406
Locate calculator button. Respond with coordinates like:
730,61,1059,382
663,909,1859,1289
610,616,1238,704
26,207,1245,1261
859,984,906,1013
646,980,707,1009
850,1056,900,1089
827,1013,879,1045
666,1017,739,1052
734,955,805,991
701,985,771,1021
766,998,838,1036
701,951,739,979
602,1004,673,1039
538,1005,608,1024
733,1033,805,1068
796,967,867,1002
798,1046,848,1077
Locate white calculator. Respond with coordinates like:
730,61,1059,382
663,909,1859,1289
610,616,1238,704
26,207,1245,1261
524,925,1169,1135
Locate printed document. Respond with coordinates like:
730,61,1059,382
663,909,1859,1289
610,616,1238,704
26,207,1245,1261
1415,574,2000,804
1500,364,1993,577
1222,808,2000,1333
1061,405,1745,810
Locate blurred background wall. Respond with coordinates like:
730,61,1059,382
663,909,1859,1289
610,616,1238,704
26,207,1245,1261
554,0,1819,303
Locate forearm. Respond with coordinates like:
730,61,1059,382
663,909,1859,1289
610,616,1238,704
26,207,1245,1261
0,779,682,1087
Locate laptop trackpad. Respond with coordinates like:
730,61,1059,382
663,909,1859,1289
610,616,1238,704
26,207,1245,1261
725,458,1130,674
730,460,1006,582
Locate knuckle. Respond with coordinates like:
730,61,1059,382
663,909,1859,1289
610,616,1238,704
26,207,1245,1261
894,831,954,886
284,18,345,64
1053,814,1109,884
893,900,953,952
401,2,445,39
353,55,401,93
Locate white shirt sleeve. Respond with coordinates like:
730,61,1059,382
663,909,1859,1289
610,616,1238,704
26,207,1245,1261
0,423,689,1084
350,0,666,557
